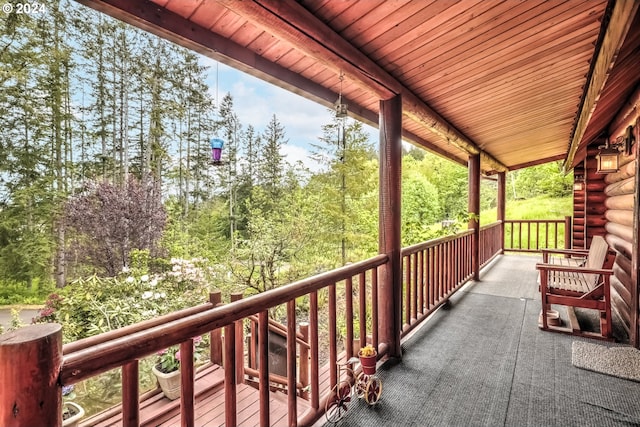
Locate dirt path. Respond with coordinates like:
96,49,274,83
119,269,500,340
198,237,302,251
0,307,41,330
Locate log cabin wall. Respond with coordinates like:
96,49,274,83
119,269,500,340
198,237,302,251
600,100,639,346
572,162,586,249
584,142,609,247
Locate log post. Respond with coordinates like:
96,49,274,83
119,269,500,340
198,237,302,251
468,154,480,280
180,339,195,427
497,172,506,254
122,361,139,427
299,322,309,400
0,324,62,427
224,322,236,427
378,94,403,358
564,216,572,250
258,310,270,427
230,293,244,384
209,291,223,365
286,300,297,426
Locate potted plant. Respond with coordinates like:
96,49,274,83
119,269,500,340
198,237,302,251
152,336,205,400
61,385,84,427
358,344,377,375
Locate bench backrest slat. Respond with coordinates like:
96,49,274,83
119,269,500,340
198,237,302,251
583,235,608,290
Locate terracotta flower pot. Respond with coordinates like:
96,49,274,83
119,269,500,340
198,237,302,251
358,352,377,375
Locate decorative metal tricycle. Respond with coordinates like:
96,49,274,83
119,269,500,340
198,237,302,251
325,355,383,423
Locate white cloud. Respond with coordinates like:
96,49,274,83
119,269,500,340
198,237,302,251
281,144,324,173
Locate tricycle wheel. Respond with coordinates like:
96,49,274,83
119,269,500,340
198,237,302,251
364,376,382,405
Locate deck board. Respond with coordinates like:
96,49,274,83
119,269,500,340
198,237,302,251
80,362,313,427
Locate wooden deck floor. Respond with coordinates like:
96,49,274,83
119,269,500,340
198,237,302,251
80,362,312,427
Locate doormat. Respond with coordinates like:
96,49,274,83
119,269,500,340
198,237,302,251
572,341,640,382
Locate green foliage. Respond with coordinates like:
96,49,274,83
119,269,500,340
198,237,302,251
508,162,573,200
402,156,443,245
0,279,54,305
33,258,212,342
155,336,207,373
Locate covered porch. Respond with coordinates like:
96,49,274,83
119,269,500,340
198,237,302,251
1,1,640,426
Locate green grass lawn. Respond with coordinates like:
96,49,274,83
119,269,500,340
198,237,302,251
481,195,572,223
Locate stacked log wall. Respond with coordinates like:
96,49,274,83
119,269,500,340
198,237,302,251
601,110,639,346
604,151,636,338
573,162,586,249
585,143,609,247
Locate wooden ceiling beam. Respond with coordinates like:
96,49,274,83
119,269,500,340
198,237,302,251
220,0,507,173
564,0,640,171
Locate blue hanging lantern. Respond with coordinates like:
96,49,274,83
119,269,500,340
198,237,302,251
210,138,225,163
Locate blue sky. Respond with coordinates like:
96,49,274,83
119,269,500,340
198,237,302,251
200,58,379,172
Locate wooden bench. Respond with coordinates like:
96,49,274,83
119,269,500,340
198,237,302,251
536,236,614,340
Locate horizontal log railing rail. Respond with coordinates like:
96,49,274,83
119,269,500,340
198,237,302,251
400,229,478,338
504,217,571,253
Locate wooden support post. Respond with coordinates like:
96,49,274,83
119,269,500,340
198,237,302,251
468,154,480,280
230,292,244,384
0,324,62,427
299,323,309,400
122,360,139,427
209,291,223,365
497,172,506,254
379,94,402,358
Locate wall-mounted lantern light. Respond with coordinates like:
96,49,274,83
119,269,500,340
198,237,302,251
596,125,635,174
573,174,584,192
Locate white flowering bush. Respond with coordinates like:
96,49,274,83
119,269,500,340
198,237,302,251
36,257,213,343
32,256,216,416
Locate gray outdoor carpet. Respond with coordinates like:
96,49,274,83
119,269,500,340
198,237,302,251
319,256,640,427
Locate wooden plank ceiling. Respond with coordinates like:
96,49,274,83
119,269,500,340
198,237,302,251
78,0,640,174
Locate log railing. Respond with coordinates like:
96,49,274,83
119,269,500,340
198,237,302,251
400,229,478,337
1,255,388,427
479,221,503,267
2,225,509,427
504,217,571,252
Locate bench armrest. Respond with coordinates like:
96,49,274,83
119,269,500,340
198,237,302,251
540,248,589,256
535,263,614,276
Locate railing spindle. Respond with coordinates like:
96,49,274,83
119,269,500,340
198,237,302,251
258,310,270,427
230,293,244,385
406,254,412,327
328,283,337,389
122,361,139,427
287,300,297,427
345,277,354,361
209,291,223,365
372,268,379,352
180,339,195,427
359,272,367,350
309,291,320,410
224,323,236,427
418,250,424,315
